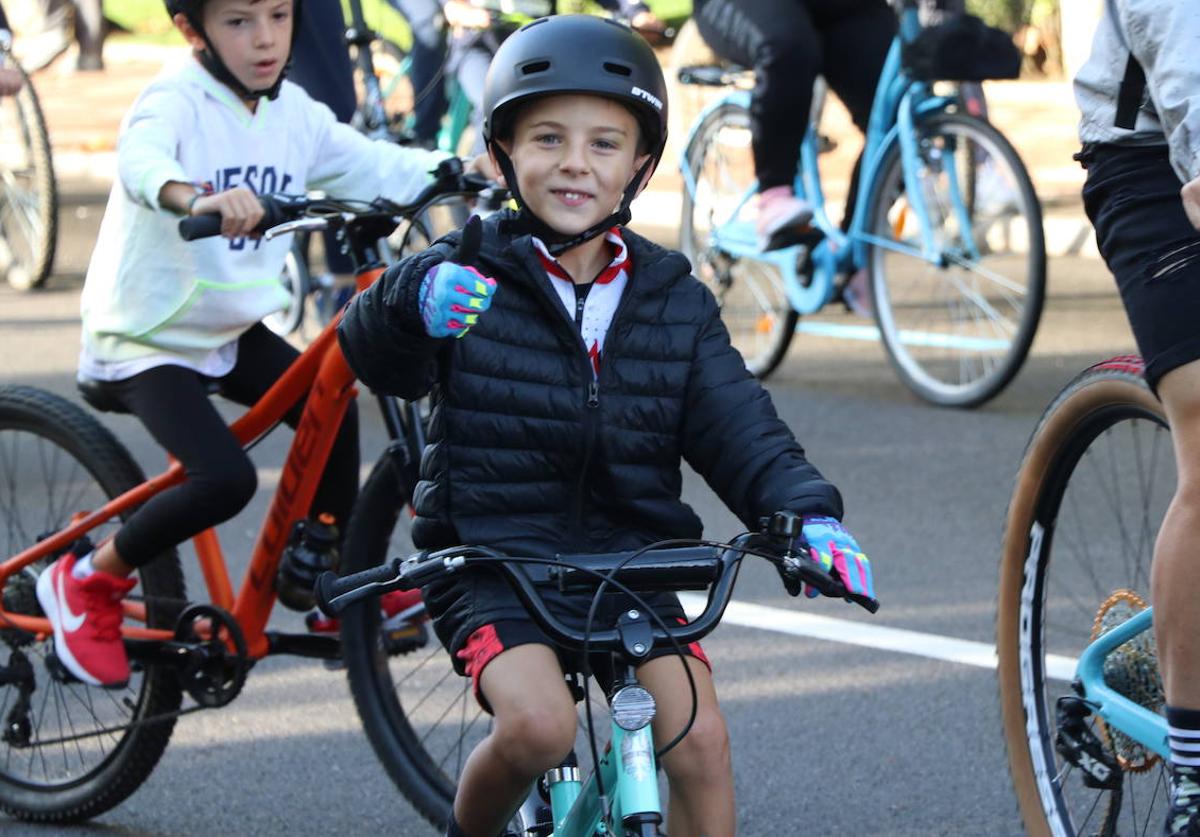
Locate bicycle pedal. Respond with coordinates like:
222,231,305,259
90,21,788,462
382,621,429,655
763,224,821,254
44,646,82,685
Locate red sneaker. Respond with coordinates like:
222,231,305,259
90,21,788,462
36,551,137,688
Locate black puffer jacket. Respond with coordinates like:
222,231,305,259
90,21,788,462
338,212,842,649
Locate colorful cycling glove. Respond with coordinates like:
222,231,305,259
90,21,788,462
418,262,497,339
801,515,877,608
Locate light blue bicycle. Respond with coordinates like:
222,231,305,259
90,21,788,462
678,0,1045,407
999,355,1176,835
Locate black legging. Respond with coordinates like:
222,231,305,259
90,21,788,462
692,0,896,192
106,324,359,567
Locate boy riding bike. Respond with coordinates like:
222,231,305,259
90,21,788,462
1074,2,1200,834
37,0,448,690
337,15,876,837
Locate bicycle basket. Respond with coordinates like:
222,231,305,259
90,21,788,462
901,14,1021,82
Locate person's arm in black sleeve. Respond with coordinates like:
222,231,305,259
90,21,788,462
337,241,454,398
681,292,844,526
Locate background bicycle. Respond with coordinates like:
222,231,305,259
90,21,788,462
998,355,1176,836
0,166,483,823
0,27,57,292
677,0,1045,408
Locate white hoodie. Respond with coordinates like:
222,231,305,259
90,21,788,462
80,56,446,380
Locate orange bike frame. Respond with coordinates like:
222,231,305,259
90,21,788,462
0,266,386,658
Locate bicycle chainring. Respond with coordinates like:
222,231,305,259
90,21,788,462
1090,589,1164,772
173,604,250,708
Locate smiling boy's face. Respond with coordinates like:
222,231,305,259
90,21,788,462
497,94,650,237
177,0,292,96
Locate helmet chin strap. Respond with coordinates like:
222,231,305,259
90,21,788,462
184,9,289,102
197,43,289,101
491,143,656,258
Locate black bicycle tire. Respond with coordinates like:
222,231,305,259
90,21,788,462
0,385,184,823
3,61,57,291
339,453,456,828
679,100,798,380
997,359,1165,837
866,111,1046,408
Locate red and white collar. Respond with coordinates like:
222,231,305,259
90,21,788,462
531,228,630,285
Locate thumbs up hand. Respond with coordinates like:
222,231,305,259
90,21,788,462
417,216,497,339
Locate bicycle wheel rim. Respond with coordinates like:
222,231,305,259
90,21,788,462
681,103,796,377
999,365,1173,836
869,113,1044,407
0,66,56,292
0,387,180,819
264,238,309,337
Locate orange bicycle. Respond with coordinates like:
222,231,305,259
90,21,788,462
0,159,487,823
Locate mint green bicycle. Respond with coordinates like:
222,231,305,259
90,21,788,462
317,511,870,834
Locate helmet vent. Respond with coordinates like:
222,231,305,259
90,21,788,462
603,62,632,77
519,60,551,76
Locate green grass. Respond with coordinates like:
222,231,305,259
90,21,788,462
103,0,693,44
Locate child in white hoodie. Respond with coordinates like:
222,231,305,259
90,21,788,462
38,0,444,689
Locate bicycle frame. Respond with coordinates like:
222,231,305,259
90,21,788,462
0,266,386,659
678,3,956,320
1069,606,1168,759
545,720,662,835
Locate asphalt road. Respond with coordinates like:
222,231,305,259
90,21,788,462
0,173,1138,836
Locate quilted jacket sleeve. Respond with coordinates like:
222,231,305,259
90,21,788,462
680,287,844,527
337,240,455,399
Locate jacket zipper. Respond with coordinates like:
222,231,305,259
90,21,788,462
569,272,638,542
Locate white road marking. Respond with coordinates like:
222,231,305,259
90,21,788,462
679,593,1079,681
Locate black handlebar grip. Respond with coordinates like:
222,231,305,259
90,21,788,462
313,558,403,616
178,213,223,241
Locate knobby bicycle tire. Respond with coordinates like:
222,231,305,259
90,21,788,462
0,385,184,823
339,452,459,828
340,454,613,833
1,62,57,291
997,357,1172,836
866,111,1045,407
680,99,797,379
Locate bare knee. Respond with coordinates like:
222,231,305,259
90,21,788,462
660,706,730,785
492,702,577,778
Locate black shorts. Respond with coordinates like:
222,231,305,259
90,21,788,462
1080,143,1200,392
442,580,710,714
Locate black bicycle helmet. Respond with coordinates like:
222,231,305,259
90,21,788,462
164,0,300,101
482,14,669,255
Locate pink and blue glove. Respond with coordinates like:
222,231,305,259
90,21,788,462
800,515,877,611
417,262,497,338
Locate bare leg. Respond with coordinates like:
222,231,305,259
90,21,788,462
1154,360,1200,707
637,655,735,837
454,643,578,837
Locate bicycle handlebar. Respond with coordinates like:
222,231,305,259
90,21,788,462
314,512,874,655
177,157,497,242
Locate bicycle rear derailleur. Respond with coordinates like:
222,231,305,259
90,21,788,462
1055,694,1122,790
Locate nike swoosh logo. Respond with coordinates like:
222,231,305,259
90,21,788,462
57,568,87,632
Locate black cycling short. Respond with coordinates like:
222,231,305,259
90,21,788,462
439,574,710,713
1080,142,1200,393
